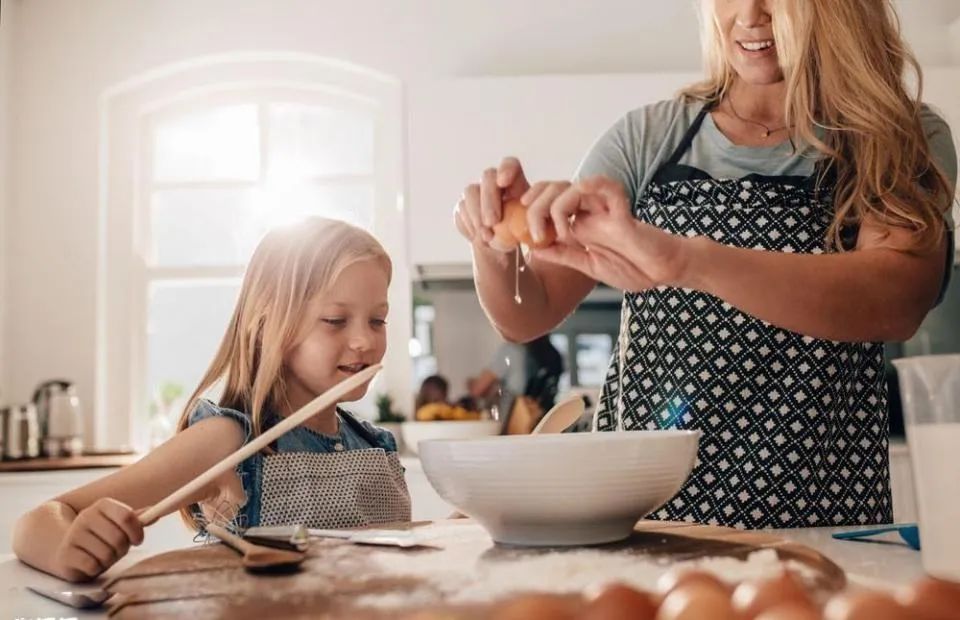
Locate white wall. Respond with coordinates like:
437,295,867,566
0,0,17,406
407,73,699,266
2,0,959,445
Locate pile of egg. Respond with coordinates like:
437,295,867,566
403,570,960,620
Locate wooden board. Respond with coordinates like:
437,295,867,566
0,452,140,472
104,519,846,619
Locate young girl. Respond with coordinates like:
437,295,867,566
13,217,410,582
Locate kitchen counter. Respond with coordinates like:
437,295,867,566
0,523,926,618
0,452,141,472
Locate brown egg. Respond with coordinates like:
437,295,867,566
656,582,738,620
492,593,579,620
823,591,911,620
755,602,820,620
656,569,731,600
732,571,813,619
581,582,658,620
503,198,557,249
895,577,960,620
490,215,520,252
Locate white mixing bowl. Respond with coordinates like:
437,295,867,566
418,430,700,546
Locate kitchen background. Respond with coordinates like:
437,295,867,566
0,0,958,453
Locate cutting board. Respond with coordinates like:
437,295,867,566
105,519,846,619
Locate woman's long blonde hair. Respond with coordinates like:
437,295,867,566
682,0,954,251
175,217,391,528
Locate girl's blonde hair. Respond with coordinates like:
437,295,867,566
175,217,391,528
682,0,954,251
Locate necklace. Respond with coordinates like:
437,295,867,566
726,95,790,139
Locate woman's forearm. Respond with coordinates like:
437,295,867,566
675,235,943,342
12,501,76,579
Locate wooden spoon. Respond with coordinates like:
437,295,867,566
138,364,381,526
206,523,305,572
531,394,586,435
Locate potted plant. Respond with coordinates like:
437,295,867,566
375,393,406,453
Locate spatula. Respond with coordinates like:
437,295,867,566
206,522,306,571
832,523,921,550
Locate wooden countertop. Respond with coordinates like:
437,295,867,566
0,452,140,472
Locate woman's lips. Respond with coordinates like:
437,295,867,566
737,39,776,57
337,363,370,374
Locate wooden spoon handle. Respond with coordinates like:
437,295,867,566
205,522,255,556
138,364,382,525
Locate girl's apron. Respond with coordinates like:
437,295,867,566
596,105,892,529
258,413,411,528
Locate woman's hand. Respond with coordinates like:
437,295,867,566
53,498,144,582
530,175,690,292
454,157,531,249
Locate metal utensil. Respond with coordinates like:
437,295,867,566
206,522,306,571
531,394,586,435
2,404,40,459
244,524,440,549
26,585,113,609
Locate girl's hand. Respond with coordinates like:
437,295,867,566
533,176,690,292
53,498,144,582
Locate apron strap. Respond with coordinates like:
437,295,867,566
662,102,712,169
338,409,383,448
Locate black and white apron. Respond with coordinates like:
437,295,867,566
259,414,411,529
595,105,893,529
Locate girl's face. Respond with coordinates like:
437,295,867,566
715,0,784,86
285,258,389,407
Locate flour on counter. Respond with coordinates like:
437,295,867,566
352,522,815,609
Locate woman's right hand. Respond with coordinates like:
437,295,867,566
454,156,531,249
53,498,144,581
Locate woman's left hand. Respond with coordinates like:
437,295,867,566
529,175,689,292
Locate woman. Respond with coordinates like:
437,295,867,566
454,0,957,529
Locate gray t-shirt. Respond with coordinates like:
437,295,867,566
575,97,958,297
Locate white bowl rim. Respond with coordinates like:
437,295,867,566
419,428,701,448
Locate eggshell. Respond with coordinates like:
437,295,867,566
490,216,519,252
732,571,813,619
755,602,821,620
492,593,579,620
656,582,738,620
823,591,911,620
582,582,658,620
503,199,557,249
895,577,960,620
656,569,731,600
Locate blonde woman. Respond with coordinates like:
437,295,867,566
13,218,410,581
456,0,957,529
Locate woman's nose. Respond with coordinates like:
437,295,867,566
735,0,770,29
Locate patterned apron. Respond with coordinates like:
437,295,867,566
595,105,892,529
259,414,411,528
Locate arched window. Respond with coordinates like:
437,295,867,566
98,54,408,449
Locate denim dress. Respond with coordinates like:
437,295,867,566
187,399,411,530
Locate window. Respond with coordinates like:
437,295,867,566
99,55,408,450
142,97,380,446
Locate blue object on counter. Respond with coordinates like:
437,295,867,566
832,523,921,550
